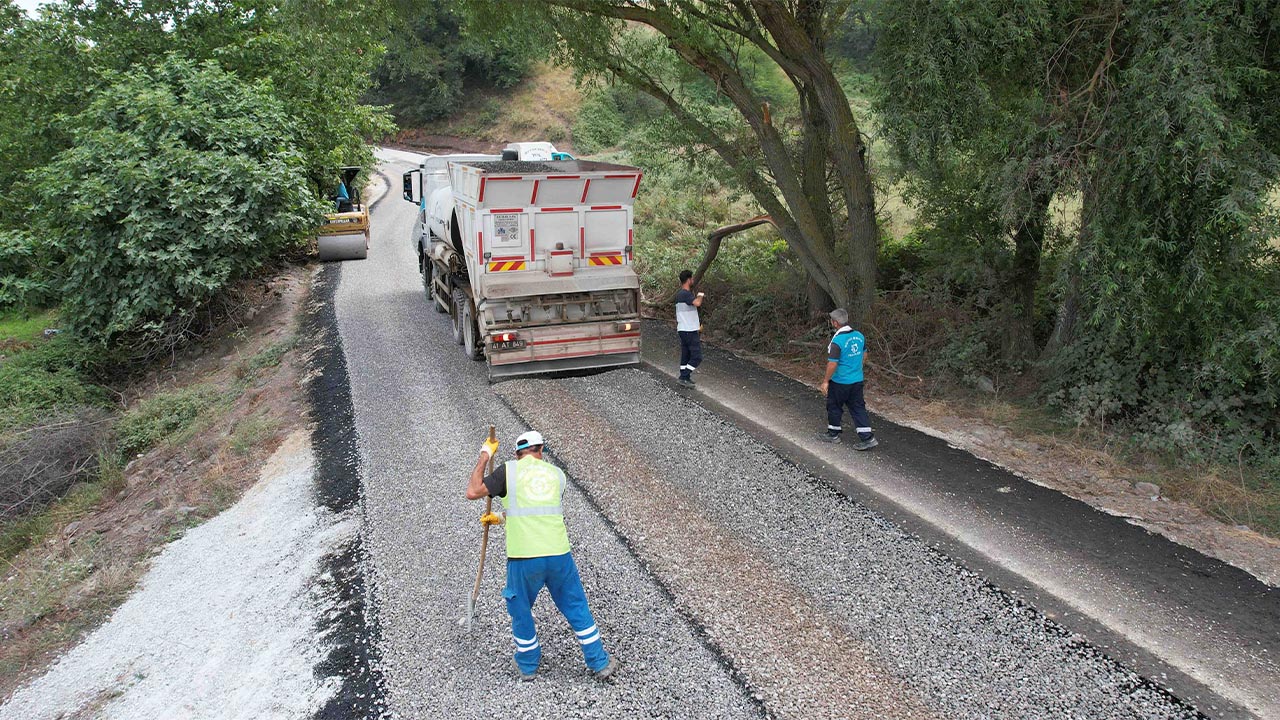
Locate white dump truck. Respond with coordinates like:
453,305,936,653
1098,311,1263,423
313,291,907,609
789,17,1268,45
401,142,642,379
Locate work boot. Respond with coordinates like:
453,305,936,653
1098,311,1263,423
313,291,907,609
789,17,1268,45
677,377,695,388
515,660,536,682
593,656,619,681
819,433,841,444
854,437,879,451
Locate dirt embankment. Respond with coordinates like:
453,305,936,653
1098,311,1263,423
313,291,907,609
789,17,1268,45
0,266,316,701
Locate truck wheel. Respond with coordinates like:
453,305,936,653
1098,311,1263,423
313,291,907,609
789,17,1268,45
462,299,483,361
450,288,465,345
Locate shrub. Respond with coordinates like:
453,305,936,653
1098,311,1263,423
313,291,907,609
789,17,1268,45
0,408,112,523
0,337,111,427
0,230,53,312
28,56,323,355
116,386,222,457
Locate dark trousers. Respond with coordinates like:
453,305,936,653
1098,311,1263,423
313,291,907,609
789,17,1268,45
678,331,702,379
826,380,873,440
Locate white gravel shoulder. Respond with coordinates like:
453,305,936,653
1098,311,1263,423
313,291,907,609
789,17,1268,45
0,431,355,720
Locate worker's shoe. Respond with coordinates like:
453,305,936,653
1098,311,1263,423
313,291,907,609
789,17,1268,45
677,377,695,388
515,662,537,682
853,437,879,451
593,656,619,681
819,433,841,444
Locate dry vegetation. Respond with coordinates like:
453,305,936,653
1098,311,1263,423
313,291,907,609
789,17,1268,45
390,61,582,154
0,268,314,700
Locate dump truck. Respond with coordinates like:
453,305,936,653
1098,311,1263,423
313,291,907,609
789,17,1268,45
401,142,642,379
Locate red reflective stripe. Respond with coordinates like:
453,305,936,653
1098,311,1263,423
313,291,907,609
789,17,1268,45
489,207,523,213
590,205,622,210
529,228,535,260
478,231,483,258
528,332,640,347
539,207,574,212
530,180,539,204
485,176,525,180
632,174,642,198
603,174,634,179
478,178,486,202
580,178,591,203
579,227,585,257
548,175,580,179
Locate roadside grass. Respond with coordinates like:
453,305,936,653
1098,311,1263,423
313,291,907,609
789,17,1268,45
0,308,58,348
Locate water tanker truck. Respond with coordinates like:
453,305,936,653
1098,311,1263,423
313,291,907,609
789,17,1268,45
401,142,642,380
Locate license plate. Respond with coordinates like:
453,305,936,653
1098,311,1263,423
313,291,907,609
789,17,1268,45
490,339,526,351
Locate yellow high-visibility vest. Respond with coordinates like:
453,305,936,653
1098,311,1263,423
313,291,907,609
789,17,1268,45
500,456,571,558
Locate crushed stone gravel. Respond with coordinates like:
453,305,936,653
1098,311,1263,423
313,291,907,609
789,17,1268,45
495,370,1204,720
333,159,759,718
0,432,349,720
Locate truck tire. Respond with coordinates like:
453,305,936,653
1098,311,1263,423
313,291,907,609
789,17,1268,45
462,299,483,361
451,288,466,345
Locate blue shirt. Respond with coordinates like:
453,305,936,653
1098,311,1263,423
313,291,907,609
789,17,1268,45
827,326,865,384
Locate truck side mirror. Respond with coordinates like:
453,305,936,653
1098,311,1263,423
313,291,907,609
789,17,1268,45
402,170,420,203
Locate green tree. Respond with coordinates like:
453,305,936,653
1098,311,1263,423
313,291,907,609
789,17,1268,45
875,0,1279,458
369,0,540,125
29,57,322,353
471,0,881,319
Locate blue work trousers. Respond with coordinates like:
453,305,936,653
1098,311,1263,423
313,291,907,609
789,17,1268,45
503,553,609,673
826,380,873,441
678,331,702,380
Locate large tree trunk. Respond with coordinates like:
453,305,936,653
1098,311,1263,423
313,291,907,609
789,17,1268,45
1003,191,1052,362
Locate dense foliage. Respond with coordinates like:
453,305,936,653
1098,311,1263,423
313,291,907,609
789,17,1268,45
875,0,1279,461
0,0,394,354
368,0,540,125
29,57,322,349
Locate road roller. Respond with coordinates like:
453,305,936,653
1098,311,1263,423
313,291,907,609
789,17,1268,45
317,166,370,261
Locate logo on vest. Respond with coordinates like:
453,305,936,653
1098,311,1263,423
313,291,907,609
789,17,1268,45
523,468,557,503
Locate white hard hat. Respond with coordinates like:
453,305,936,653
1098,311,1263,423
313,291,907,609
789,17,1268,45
515,430,545,452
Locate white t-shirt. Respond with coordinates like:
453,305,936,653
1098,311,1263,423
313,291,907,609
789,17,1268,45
675,288,700,332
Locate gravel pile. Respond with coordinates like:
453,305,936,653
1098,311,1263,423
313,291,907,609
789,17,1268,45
495,370,1204,720
332,175,758,719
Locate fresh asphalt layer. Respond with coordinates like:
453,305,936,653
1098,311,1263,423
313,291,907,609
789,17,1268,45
639,321,1278,719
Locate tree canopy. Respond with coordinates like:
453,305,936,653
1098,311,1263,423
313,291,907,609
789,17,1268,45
470,0,881,319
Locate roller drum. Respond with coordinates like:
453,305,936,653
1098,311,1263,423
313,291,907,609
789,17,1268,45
317,233,369,262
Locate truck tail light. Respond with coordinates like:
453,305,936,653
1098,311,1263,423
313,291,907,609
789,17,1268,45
615,322,637,332
491,331,520,343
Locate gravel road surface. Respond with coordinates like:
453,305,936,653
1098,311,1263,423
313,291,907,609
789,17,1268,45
334,149,1208,719
496,371,1203,720
334,151,760,718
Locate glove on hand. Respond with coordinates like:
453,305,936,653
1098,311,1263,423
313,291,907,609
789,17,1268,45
480,512,504,526
480,439,500,457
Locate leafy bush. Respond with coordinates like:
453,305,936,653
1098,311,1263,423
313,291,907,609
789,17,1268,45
573,90,625,155
116,386,222,457
0,230,53,311
29,57,323,353
0,338,111,427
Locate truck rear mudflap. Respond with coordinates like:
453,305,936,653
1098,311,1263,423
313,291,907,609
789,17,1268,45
485,320,641,380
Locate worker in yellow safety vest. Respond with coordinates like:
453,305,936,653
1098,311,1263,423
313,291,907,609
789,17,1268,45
467,429,619,682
